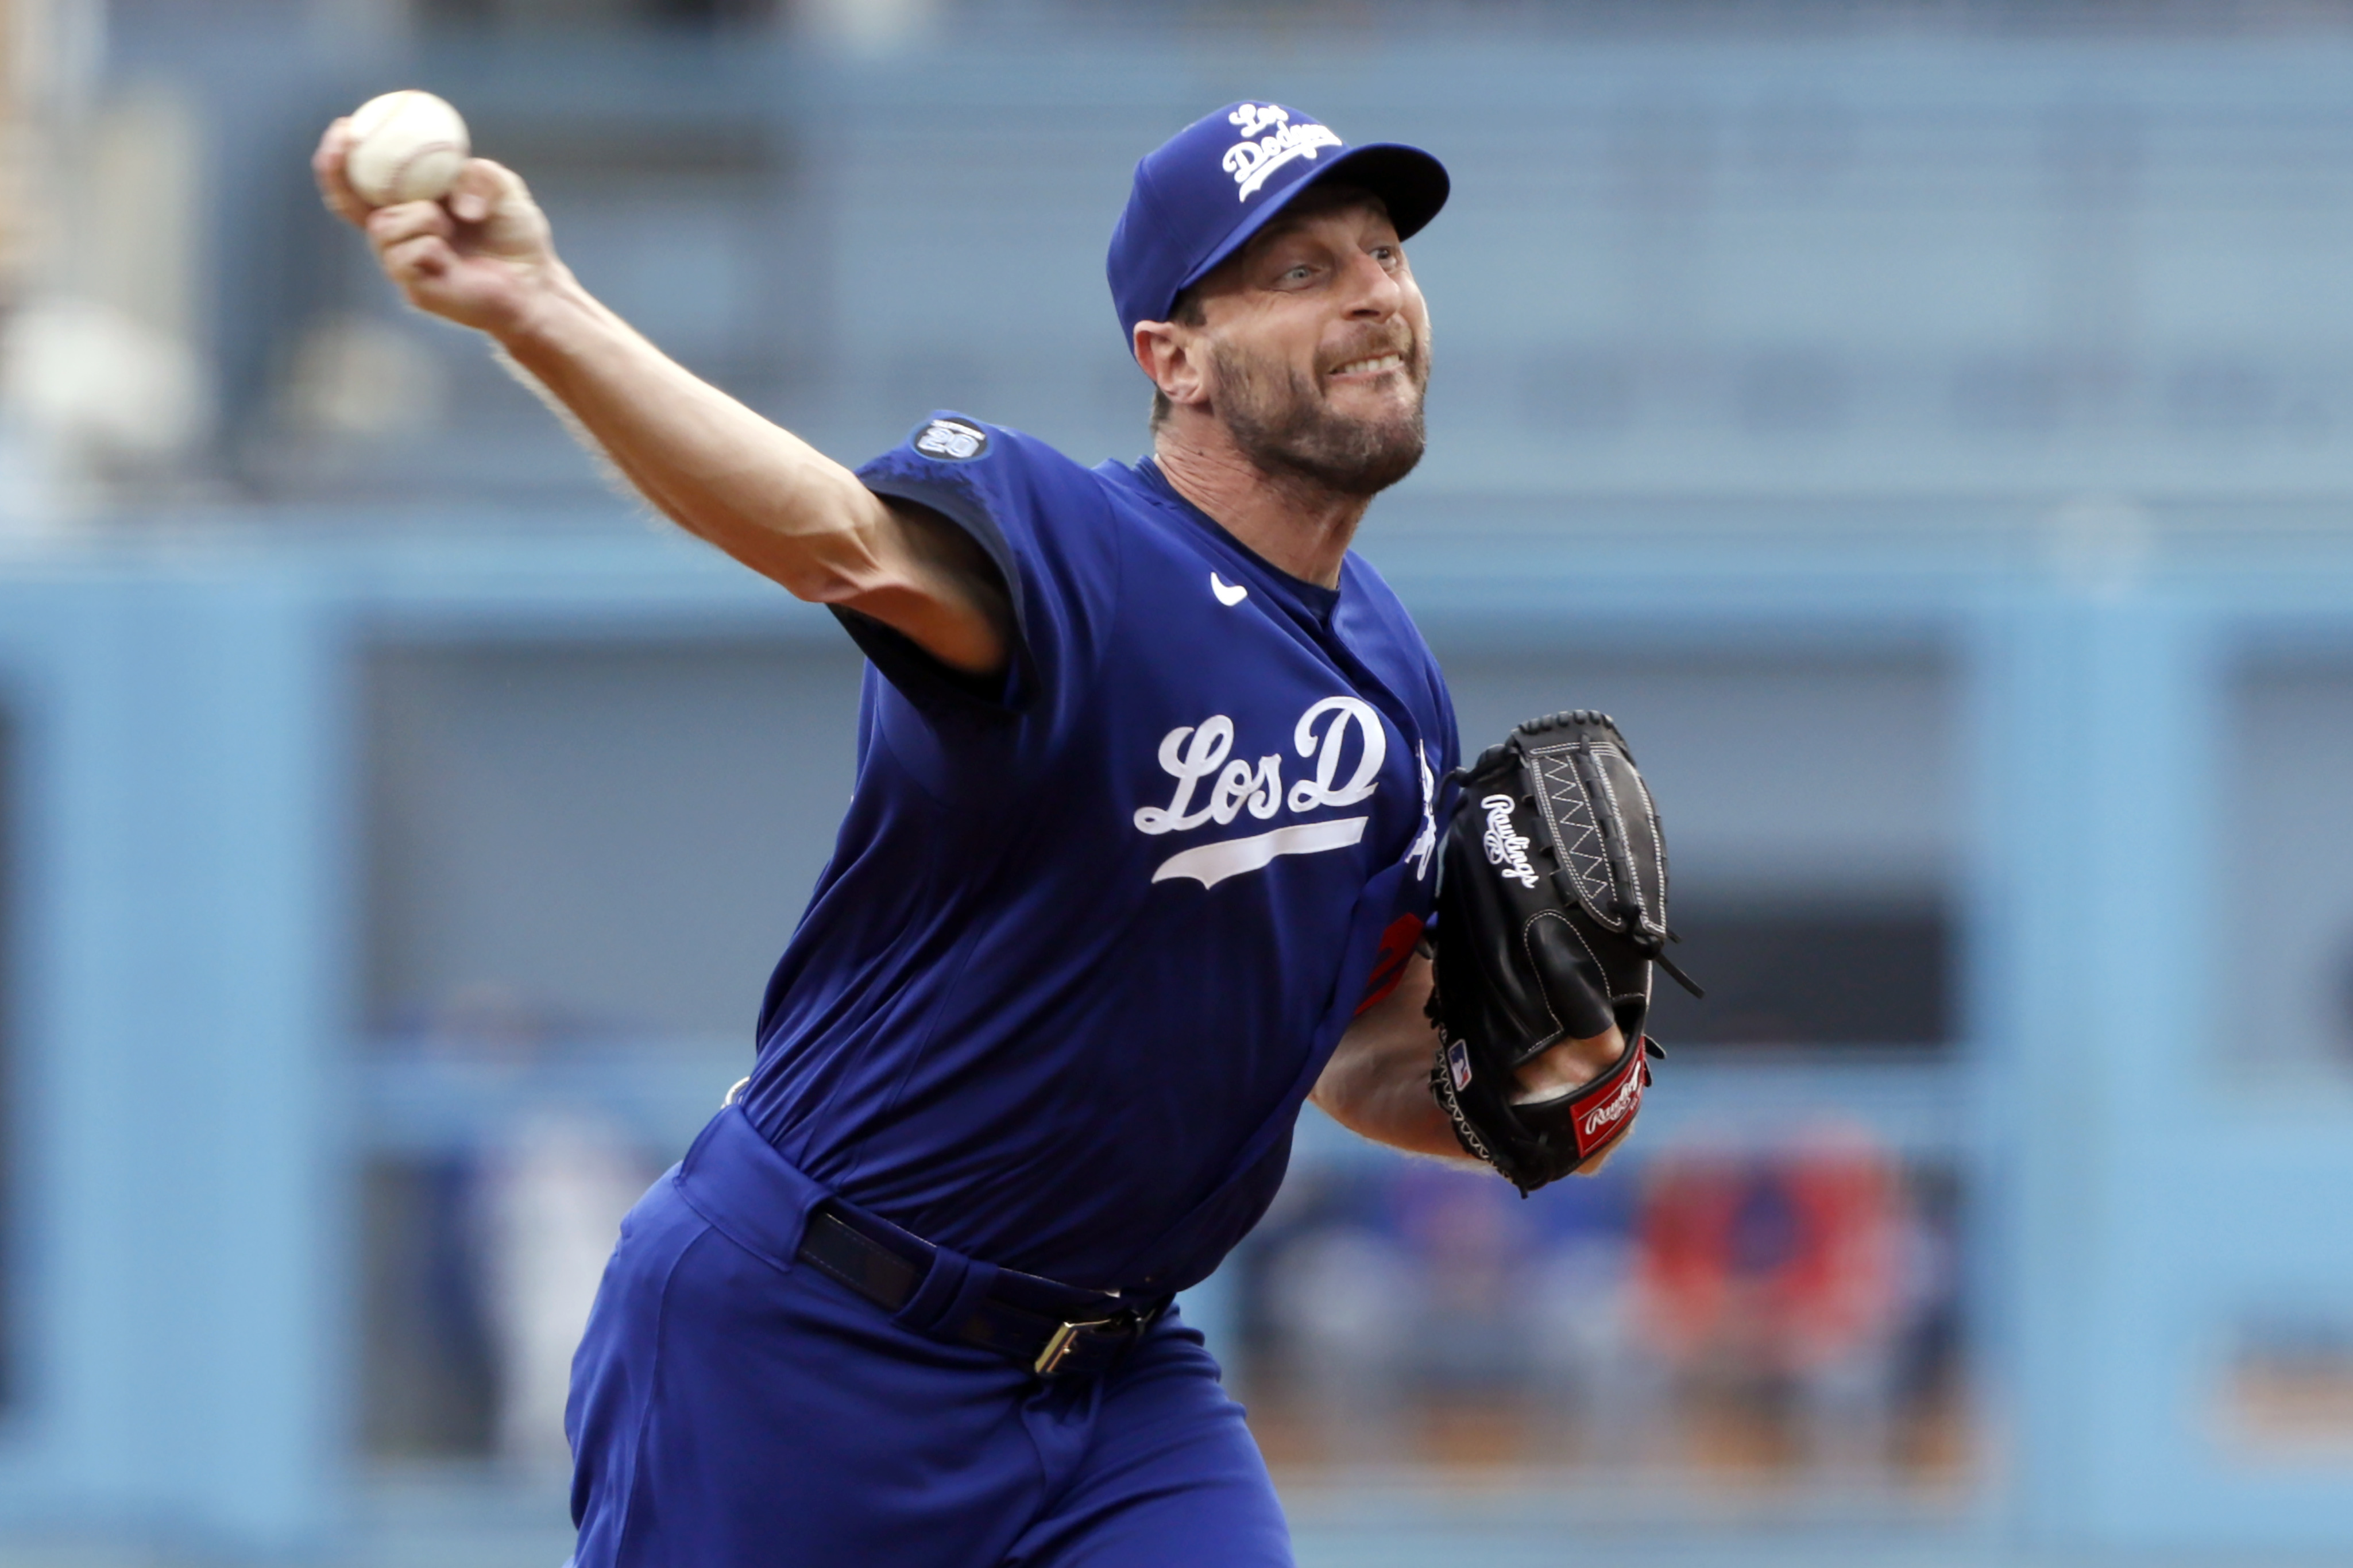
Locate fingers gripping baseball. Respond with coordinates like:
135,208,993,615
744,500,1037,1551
384,160,552,332
315,114,557,336
313,120,370,226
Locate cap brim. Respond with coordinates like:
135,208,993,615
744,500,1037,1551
1169,141,1450,307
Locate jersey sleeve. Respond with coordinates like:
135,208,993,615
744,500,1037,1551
848,414,1121,728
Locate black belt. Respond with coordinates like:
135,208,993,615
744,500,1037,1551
796,1205,1164,1380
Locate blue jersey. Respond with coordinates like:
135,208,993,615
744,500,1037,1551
736,415,1459,1296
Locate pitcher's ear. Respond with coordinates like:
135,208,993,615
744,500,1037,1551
1134,319,1209,411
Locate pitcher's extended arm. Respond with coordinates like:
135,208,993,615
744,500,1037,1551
312,122,1011,678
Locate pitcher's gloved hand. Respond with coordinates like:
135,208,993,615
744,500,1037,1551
1426,711,1700,1194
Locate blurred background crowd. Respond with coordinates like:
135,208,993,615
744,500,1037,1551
5,1,2353,1565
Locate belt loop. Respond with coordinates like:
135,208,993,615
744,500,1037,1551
893,1244,1000,1337
933,1258,1000,1338
673,1105,828,1274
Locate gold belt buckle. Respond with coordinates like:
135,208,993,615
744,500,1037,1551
1033,1316,1122,1377
1033,1321,1086,1376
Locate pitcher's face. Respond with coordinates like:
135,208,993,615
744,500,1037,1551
1193,189,1432,497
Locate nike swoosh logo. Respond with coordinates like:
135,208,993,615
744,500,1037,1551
1150,817,1368,889
1210,572,1249,606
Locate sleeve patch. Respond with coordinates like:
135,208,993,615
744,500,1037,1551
913,417,990,461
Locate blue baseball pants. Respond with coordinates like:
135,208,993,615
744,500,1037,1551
563,1109,1293,1567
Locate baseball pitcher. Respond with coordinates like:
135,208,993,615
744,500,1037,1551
316,97,1681,1568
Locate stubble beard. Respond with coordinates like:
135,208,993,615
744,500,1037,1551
1212,336,1430,500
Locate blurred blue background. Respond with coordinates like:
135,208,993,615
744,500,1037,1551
4,0,2353,1563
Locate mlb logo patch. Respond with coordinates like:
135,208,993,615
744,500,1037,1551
1447,1041,1473,1091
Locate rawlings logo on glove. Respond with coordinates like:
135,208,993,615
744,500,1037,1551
1480,795,1540,888
1427,710,1701,1195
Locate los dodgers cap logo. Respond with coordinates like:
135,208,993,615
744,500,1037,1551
1105,101,1450,350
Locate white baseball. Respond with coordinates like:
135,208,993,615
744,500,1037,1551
344,90,470,208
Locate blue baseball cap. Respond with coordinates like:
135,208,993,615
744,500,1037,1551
1107,101,1450,348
